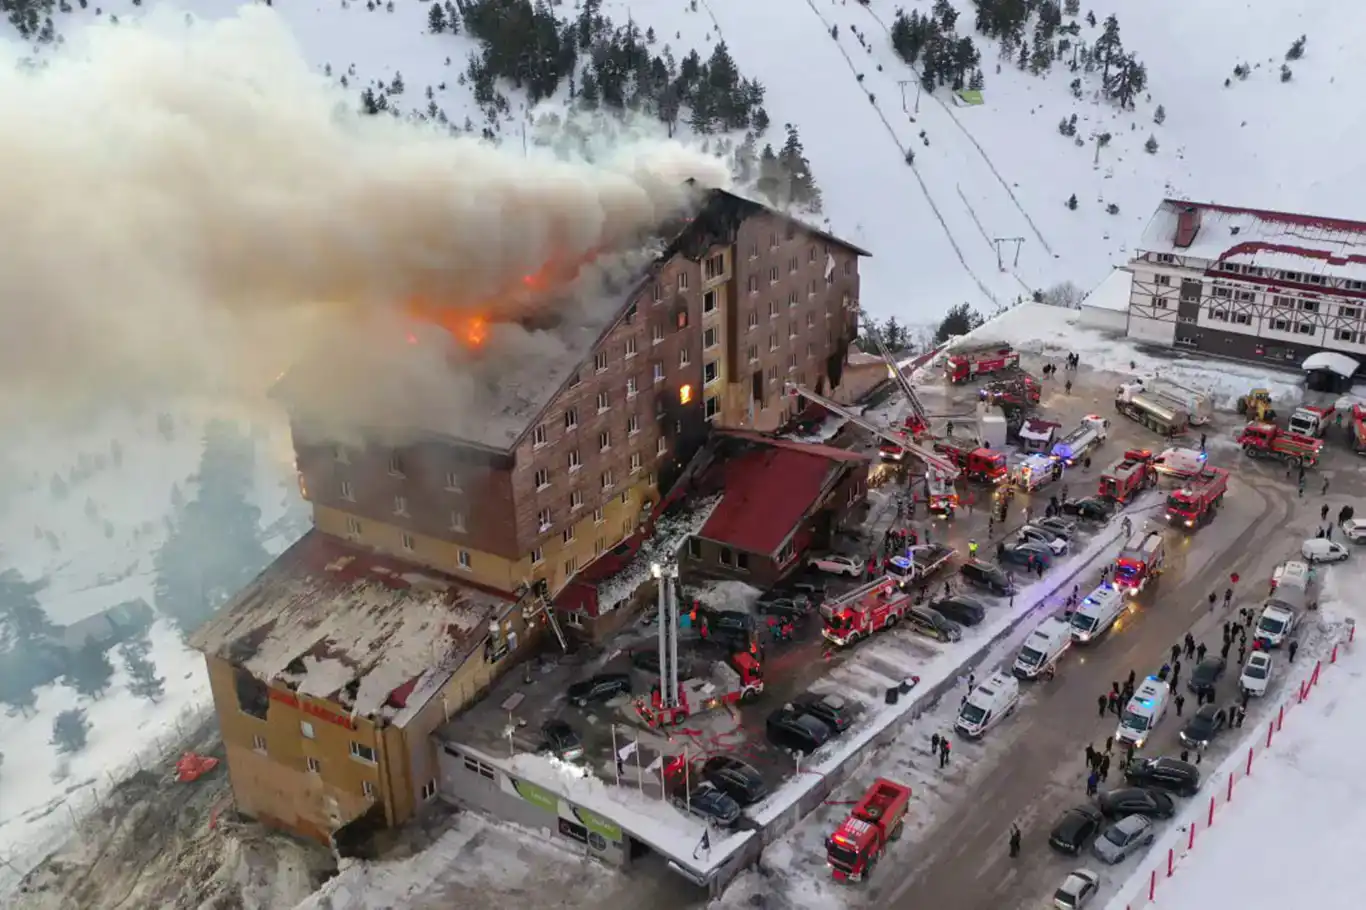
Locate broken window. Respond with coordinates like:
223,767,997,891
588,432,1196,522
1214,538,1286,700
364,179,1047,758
235,669,270,720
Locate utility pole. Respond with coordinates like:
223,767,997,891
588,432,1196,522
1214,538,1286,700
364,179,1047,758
896,78,922,115
992,237,1025,271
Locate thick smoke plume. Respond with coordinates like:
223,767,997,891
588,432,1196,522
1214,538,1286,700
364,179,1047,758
0,7,730,436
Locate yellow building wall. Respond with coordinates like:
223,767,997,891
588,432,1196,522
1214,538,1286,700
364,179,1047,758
314,474,655,598
205,655,384,841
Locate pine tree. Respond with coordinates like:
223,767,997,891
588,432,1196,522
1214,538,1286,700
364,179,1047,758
0,569,53,650
1144,135,1159,154
1153,104,1166,125
1066,193,1079,210
120,640,165,703
882,317,905,349
64,639,115,699
51,708,90,755
1094,15,1123,82
428,3,445,33
1286,35,1306,61
1064,0,1080,15
935,303,985,343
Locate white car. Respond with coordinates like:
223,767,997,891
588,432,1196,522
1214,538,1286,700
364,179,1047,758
1241,652,1273,696
807,553,865,577
1342,518,1366,544
1302,538,1350,564
1018,525,1069,556
1052,868,1100,909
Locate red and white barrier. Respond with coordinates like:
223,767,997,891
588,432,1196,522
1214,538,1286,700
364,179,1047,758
1112,629,1353,910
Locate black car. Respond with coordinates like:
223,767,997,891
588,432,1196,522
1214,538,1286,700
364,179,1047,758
1048,804,1103,854
766,706,833,754
629,649,661,674
930,595,987,627
1124,756,1201,797
1187,656,1227,696
793,692,856,734
907,604,963,642
540,719,585,761
756,596,805,621
999,543,1053,571
1096,787,1176,820
701,755,769,806
1061,497,1116,522
671,782,742,828
960,559,1017,596
786,580,827,604
566,672,632,707
700,609,755,649
1180,704,1228,749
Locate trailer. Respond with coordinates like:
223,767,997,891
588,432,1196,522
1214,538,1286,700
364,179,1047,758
933,437,1009,483
821,578,914,647
1115,385,1190,436
1113,529,1165,593
1013,453,1059,491
1122,379,1213,426
979,372,1041,409
826,779,912,882
638,653,764,727
904,543,955,582
1165,467,1229,529
1051,415,1110,465
1097,449,1156,503
945,343,1019,384
1288,404,1335,438
1236,422,1323,467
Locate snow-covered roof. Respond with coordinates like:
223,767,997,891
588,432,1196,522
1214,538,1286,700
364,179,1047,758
189,530,512,720
1139,200,1366,282
1080,268,1134,313
1301,351,1360,378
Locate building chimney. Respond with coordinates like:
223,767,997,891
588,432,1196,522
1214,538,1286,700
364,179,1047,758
1174,205,1202,248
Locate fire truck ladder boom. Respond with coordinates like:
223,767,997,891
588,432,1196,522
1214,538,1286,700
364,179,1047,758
784,382,960,478
866,325,929,428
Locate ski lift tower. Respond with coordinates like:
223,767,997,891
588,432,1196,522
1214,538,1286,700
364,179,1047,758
650,562,682,713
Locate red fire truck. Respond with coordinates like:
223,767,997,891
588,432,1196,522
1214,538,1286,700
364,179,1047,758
1351,403,1366,455
945,343,1019,384
1097,449,1156,503
933,438,1008,483
1165,467,1229,528
821,578,913,647
637,653,764,727
826,778,912,882
1236,423,1324,466
1113,529,1165,593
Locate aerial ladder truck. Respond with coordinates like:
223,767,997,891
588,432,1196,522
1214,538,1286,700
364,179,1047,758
865,326,932,439
784,382,962,515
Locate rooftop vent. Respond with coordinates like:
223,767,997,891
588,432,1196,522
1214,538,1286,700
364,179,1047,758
1174,205,1202,248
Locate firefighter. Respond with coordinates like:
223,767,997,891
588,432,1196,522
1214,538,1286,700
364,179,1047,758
968,539,979,558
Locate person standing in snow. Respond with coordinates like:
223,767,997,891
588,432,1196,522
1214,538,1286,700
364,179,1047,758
1099,753,1111,781
1175,693,1185,717
939,738,951,768
1009,824,1021,858
931,732,941,755
1196,642,1208,662
1098,694,1108,717
1086,770,1099,796
1289,640,1299,663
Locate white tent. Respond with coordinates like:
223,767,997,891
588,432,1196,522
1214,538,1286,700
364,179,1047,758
1301,351,1361,379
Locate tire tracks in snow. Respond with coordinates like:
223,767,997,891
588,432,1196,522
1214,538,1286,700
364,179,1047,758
797,0,998,306
854,2,1055,258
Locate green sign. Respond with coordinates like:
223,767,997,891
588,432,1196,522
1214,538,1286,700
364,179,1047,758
956,89,985,105
573,807,622,843
512,779,559,814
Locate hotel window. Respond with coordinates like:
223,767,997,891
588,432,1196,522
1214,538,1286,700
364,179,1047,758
769,231,779,249
307,757,322,774
597,391,610,412
747,344,759,363
1273,295,1295,308
350,742,377,763
1300,300,1319,313
704,361,719,384
788,290,799,307
788,353,798,371
656,436,667,455
628,414,640,435
450,510,466,532
788,256,798,274
340,480,354,501
1154,253,1175,264
627,378,638,398
388,452,405,477
570,490,584,510
568,448,582,471
1154,275,1171,286
769,332,779,352
704,327,718,349
769,266,779,283
705,396,720,420
593,507,604,525
599,430,611,451
562,526,575,544
363,781,376,799
1296,323,1315,335
1212,286,1231,299
809,245,818,263
594,351,609,373
564,407,578,430
747,275,759,294
601,470,614,490
401,532,415,551
769,300,779,319
1340,306,1360,319
1335,329,1359,343
458,549,471,569
393,495,409,516
1234,290,1255,303
652,283,663,303
630,452,643,473
534,468,550,490
564,557,577,577
651,324,664,345
537,508,552,531
625,336,638,358
653,362,665,383
703,290,718,314
421,779,438,800
705,254,724,280
252,735,267,753
806,312,815,328
532,425,548,447
679,347,691,367
747,310,759,329
531,547,544,565
444,471,461,492
748,242,759,260
345,516,362,537
1271,319,1289,331
677,271,689,291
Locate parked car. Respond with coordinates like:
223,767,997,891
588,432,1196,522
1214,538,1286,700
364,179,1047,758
540,719,584,762
930,595,987,627
907,604,963,642
785,579,827,605
1187,656,1227,697
701,755,768,806
1342,518,1366,544
1035,516,1079,540
792,692,856,734
756,596,805,621
766,706,833,754
1049,805,1103,855
1019,524,1070,555
808,553,865,577
1000,543,1053,571
1241,651,1273,696
1061,498,1116,522
1091,814,1155,864
629,649,661,674
1052,869,1101,909
1179,704,1228,749
566,672,632,707
1301,538,1350,564
1096,787,1174,820
671,782,742,828
961,559,1017,595
1123,757,1200,796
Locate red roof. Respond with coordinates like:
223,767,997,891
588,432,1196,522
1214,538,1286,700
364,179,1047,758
700,436,868,556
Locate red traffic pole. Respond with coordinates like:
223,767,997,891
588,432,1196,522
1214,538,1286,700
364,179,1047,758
1247,747,1254,775
1149,868,1158,900
1266,721,1274,748
1351,623,1356,643
1227,773,1235,801
1277,703,1285,731
1188,820,1196,850
1298,679,1307,703
1332,643,1339,664
1208,795,1216,826
1167,847,1175,877
1312,661,1322,686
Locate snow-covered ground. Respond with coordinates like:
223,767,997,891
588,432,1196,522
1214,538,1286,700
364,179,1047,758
1102,560,1366,910
0,406,305,888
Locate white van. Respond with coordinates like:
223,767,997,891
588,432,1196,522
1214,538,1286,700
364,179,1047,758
955,671,1021,739
1152,447,1208,478
1302,538,1350,564
1013,617,1072,679
1068,585,1128,643
1116,676,1170,749
1255,603,1297,648
1013,454,1057,492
